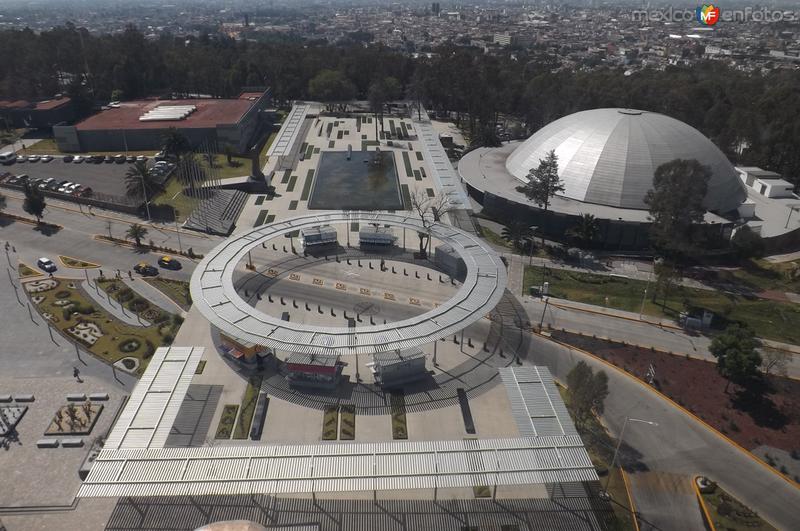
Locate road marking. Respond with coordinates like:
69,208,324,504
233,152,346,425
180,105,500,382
266,269,278,277
384,292,395,301
313,278,323,286
289,273,300,281
409,297,420,306
360,288,370,296
335,282,346,291
344,270,360,277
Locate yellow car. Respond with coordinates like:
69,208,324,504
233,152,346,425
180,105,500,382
157,256,182,270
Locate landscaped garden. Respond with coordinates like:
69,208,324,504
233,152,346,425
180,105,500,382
143,277,192,311
58,255,100,269
390,392,408,440
233,375,263,440
215,404,239,439
552,331,800,483
525,265,800,344
322,406,338,440
26,277,182,374
697,478,776,530
18,262,42,278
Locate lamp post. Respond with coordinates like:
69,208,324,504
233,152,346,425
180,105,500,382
141,173,151,222
605,417,658,492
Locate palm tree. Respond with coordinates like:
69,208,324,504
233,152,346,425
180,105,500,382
125,161,162,201
126,223,148,247
567,213,601,248
501,221,534,251
161,127,191,159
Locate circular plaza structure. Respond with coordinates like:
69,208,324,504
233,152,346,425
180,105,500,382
190,211,507,356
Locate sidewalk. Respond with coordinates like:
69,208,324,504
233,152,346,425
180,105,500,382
123,277,188,316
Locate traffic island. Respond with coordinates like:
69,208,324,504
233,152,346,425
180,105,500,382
694,476,776,530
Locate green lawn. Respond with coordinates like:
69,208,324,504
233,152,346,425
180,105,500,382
700,482,776,530
722,259,800,294
478,225,513,250
21,138,153,157
143,277,192,311
322,406,339,440
558,386,636,531
524,265,800,344
18,262,43,278
233,375,263,439
340,405,355,440
152,177,197,221
215,405,238,439
259,131,278,168
31,278,181,374
390,393,408,439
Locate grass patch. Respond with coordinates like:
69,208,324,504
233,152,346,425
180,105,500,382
322,406,339,440
288,200,298,210
558,385,636,530
700,481,776,530
152,177,196,222
32,278,180,374
143,277,192,311
390,392,408,439
477,225,513,250
18,262,43,278
286,175,298,192
21,138,152,156
233,375,263,439
400,184,412,210
58,255,100,269
524,265,800,344
215,404,239,439
416,151,424,161
254,196,265,206
472,485,491,498
304,144,314,159
340,405,355,440
300,169,314,201
259,131,278,168
254,210,269,226
401,151,413,177
195,360,206,374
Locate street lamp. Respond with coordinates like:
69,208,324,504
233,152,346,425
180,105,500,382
605,417,658,492
141,173,151,221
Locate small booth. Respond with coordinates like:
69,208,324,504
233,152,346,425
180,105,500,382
218,333,271,366
299,225,338,253
285,353,343,389
368,349,427,387
359,226,397,251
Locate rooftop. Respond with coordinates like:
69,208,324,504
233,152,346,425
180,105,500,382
75,98,255,131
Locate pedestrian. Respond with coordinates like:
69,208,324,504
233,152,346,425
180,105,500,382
128,270,132,280
73,366,80,380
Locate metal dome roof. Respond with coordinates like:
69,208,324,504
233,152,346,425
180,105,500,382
506,108,746,212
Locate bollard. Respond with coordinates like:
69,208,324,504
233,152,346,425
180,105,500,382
369,262,373,269
403,269,408,276
383,319,387,325
343,311,349,320
482,342,488,352
330,308,336,317
370,316,375,325
306,302,311,311
358,260,362,267
293,300,298,308
318,305,323,314
392,266,396,274
256,293,262,300
451,279,456,285
453,335,458,344
245,290,250,297
439,275,444,283
347,259,351,265
268,295,273,303
283,246,287,253
336,256,340,263
272,244,277,250
468,338,473,348
427,273,431,281
357,314,362,322
415,271,419,278
280,297,286,305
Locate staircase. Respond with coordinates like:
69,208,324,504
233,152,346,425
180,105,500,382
182,189,248,236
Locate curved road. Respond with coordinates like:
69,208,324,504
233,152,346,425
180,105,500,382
525,332,800,530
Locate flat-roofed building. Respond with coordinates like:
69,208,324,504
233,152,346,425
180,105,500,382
0,96,75,129
53,90,270,153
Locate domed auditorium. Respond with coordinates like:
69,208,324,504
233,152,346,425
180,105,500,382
459,108,752,250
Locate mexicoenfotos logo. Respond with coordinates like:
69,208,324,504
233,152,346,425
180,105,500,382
696,4,721,25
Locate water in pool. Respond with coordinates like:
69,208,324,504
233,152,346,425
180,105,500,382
308,150,403,210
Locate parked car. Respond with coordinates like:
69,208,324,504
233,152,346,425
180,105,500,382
57,181,74,193
37,257,57,273
133,262,158,276
89,155,104,163
0,151,16,165
114,154,126,163
157,256,182,270
67,183,83,195
79,187,93,197
27,155,41,162
48,179,66,191
37,177,54,189
62,155,74,162
72,155,84,163
40,155,53,163
126,155,136,163
104,155,114,163
15,155,26,163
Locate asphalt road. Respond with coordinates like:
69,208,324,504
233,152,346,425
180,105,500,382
523,296,800,378
524,332,800,530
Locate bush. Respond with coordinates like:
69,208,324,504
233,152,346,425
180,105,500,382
162,333,174,344
61,308,72,321
55,290,71,299
717,501,733,516
143,339,156,359
118,338,141,353
117,288,134,302
729,420,740,432
130,298,149,312
172,314,184,326
74,303,95,315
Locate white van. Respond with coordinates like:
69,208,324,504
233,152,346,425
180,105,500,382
0,151,16,165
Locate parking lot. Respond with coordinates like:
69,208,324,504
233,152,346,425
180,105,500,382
1,158,172,197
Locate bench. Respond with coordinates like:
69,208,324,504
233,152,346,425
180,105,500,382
88,393,109,401
0,394,12,403
37,439,60,448
66,393,87,402
61,438,84,448
14,394,35,402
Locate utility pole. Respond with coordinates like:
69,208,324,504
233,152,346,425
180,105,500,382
605,417,658,493
174,207,182,253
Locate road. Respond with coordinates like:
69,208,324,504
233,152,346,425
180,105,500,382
1,190,221,280
521,296,800,378
524,332,800,530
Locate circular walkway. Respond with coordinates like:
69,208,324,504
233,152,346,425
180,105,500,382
190,211,507,356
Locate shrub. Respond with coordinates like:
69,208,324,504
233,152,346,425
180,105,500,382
75,303,95,315
717,502,733,516
153,312,169,324
143,339,156,359
130,298,149,312
61,308,72,321
55,290,71,299
790,449,799,460
118,338,141,353
729,420,740,432
162,333,174,344
172,314,184,326
117,288,134,302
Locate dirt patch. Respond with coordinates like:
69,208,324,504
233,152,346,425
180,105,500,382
756,290,789,302
551,331,800,454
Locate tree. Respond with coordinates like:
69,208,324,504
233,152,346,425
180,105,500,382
308,69,356,112
501,221,533,252
22,182,46,222
645,159,711,257
761,348,789,378
126,223,148,247
566,361,610,426
567,213,600,248
410,190,454,258
109,88,124,102
223,144,234,165
161,128,191,160
0,191,6,212
516,150,564,245
731,226,765,259
125,161,162,201
709,324,762,393
651,258,681,306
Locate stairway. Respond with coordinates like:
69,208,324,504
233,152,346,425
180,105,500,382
182,189,248,236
